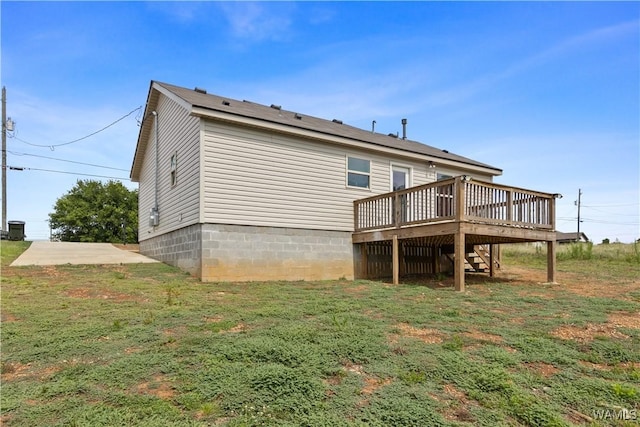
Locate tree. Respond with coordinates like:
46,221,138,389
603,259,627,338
49,180,138,243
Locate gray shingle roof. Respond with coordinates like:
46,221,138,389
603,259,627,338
154,81,501,173
556,232,589,242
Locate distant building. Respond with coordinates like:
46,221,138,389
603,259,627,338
556,232,589,244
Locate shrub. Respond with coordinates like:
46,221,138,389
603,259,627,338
558,243,593,261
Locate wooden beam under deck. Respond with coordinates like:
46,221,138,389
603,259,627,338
353,220,556,246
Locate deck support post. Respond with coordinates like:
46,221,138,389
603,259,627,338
454,232,465,291
392,235,399,285
432,245,440,275
361,243,368,279
547,240,556,283
489,244,495,278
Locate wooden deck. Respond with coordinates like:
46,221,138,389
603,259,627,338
352,176,560,291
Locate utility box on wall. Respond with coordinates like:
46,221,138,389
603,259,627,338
8,221,25,241
149,208,159,227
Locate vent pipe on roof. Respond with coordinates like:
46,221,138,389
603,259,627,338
371,120,376,133
401,118,407,140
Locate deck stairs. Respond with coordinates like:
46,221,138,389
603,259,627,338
464,245,500,273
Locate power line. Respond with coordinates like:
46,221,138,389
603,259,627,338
581,203,639,208
580,217,639,226
3,165,130,180
5,149,129,171
582,206,639,217
7,106,141,149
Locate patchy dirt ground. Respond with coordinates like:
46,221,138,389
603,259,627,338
498,265,640,300
550,311,640,343
63,287,148,302
391,322,444,344
135,374,175,400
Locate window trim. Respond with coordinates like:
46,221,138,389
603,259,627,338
346,155,371,190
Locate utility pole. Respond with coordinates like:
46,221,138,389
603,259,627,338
576,188,582,242
2,86,7,232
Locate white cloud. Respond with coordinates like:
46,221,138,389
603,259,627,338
145,2,209,24
217,2,296,42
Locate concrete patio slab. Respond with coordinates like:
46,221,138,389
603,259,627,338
10,241,159,266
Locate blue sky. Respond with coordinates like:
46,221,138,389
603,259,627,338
1,1,638,242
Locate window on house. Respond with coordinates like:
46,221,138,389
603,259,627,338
437,173,453,181
347,156,370,189
170,152,177,186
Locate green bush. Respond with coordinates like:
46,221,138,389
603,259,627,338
557,242,593,261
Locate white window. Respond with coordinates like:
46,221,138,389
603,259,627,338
170,152,177,186
347,156,370,189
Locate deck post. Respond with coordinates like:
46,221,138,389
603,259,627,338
362,243,368,279
455,177,466,222
454,231,465,291
393,193,401,228
489,244,495,277
547,240,556,283
392,235,399,285
399,240,405,277
432,245,440,275
353,200,359,231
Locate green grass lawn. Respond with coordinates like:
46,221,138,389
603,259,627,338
1,241,639,426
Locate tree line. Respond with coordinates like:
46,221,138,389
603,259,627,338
48,180,138,243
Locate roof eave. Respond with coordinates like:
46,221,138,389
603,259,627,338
190,106,502,177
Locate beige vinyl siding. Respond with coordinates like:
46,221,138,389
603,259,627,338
202,121,437,232
138,94,200,241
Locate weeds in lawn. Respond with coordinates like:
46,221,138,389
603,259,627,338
628,241,640,264
558,242,594,261
612,383,637,399
164,285,180,306
1,241,639,426
505,241,640,265
143,311,155,325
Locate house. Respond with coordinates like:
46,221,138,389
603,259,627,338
556,232,589,244
131,81,558,289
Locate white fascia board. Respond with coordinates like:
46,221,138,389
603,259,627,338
191,106,501,177
152,82,193,112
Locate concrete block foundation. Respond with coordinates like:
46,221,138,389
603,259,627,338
140,223,354,282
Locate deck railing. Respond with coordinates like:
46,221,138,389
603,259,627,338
354,176,557,232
